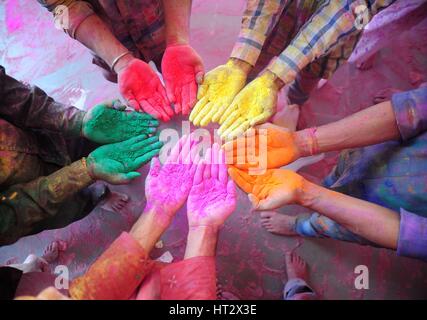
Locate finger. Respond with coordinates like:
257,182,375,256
203,147,212,179
132,149,162,168
166,134,189,164
226,120,250,141
139,100,162,120
192,101,213,126
190,96,208,123
193,160,206,185
123,134,149,147
249,113,269,126
227,167,254,193
165,82,176,105
199,102,218,126
218,148,228,184
113,172,142,185
218,110,239,136
148,157,162,177
211,103,228,123
197,82,208,100
190,150,201,176
157,82,172,114
136,112,158,121
189,81,198,110
179,133,193,164
140,119,160,127
248,193,260,210
173,86,182,114
226,180,237,203
149,94,170,122
125,93,140,112
181,83,191,115
221,117,245,139
130,135,160,150
219,104,237,125
211,143,220,180
257,197,279,211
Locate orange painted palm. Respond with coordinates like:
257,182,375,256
228,166,304,210
223,123,301,173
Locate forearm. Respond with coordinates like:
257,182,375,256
295,101,400,156
184,226,219,259
162,0,192,46
0,66,84,136
0,160,93,245
298,180,400,249
130,205,173,253
74,15,132,72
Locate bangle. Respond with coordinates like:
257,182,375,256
111,51,132,73
307,127,319,155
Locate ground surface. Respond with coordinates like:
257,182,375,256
0,0,426,299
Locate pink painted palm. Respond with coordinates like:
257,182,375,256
187,143,237,228
145,135,199,217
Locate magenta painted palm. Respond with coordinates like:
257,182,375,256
187,143,237,228
145,135,199,216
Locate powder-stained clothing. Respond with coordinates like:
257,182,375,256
0,66,98,246
37,0,166,73
231,0,395,104
69,232,217,300
284,278,317,300
295,87,427,262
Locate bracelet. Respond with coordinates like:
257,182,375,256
111,51,132,73
307,127,319,156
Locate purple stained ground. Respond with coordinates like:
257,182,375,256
1,0,427,299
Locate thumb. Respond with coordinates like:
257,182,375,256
110,172,141,185
148,157,161,177
248,193,259,210
256,197,279,211
195,71,204,85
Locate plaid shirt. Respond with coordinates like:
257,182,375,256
231,0,396,84
38,0,166,66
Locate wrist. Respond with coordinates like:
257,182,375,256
260,70,285,90
227,58,252,75
144,202,174,227
296,178,322,208
113,53,135,74
294,128,319,157
185,225,219,259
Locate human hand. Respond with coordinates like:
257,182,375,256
228,166,304,210
87,135,163,184
189,59,248,127
218,71,280,140
187,143,236,229
223,123,301,172
117,58,173,121
145,134,199,216
162,44,204,115
82,101,159,144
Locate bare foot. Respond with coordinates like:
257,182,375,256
373,88,402,104
42,240,66,264
260,211,298,236
100,191,130,213
285,252,308,281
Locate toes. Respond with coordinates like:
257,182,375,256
260,211,275,218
